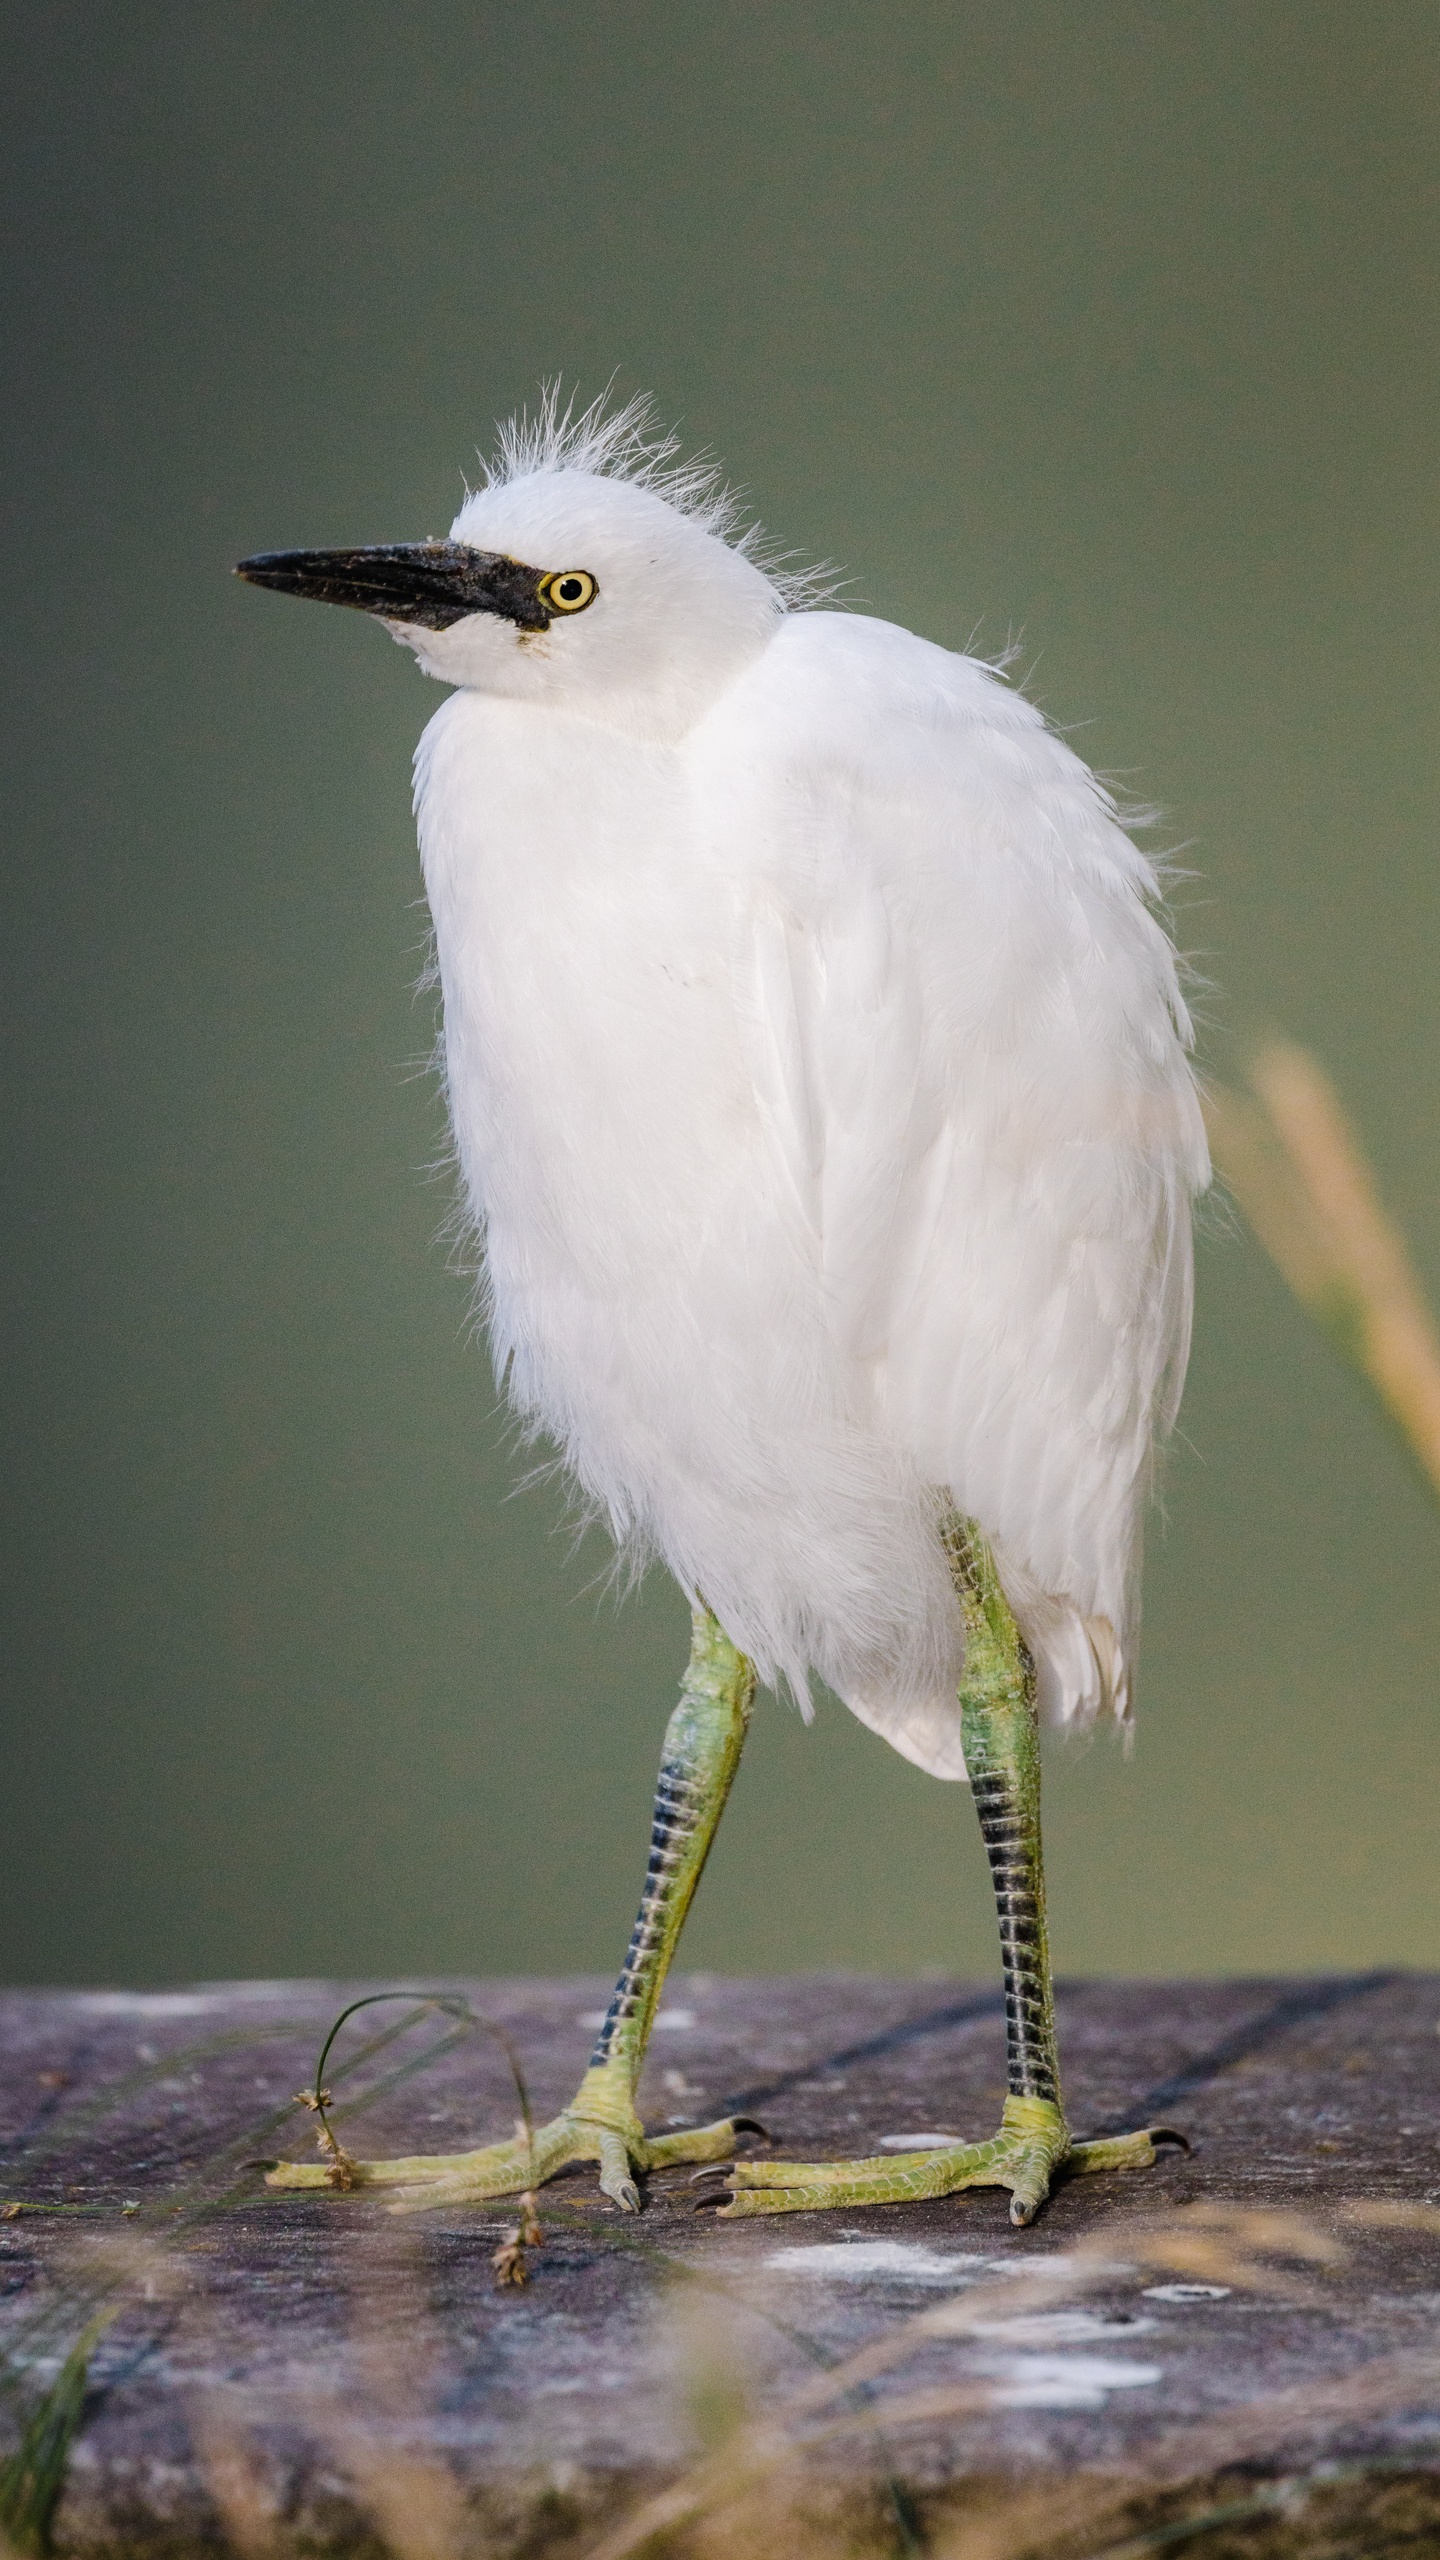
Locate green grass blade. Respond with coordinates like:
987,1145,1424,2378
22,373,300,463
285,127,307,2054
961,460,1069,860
0,2312,115,2555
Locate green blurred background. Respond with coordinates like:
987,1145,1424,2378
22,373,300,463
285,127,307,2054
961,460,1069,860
3,2,1437,1990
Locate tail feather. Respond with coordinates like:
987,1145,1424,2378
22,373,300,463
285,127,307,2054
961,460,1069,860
840,1568,1130,1781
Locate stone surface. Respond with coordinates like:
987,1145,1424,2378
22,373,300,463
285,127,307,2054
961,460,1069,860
1,1973,1438,2554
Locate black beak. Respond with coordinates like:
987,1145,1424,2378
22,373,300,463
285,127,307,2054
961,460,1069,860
233,542,552,632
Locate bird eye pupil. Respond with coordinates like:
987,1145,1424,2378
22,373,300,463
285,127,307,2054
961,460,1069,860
559,579,582,600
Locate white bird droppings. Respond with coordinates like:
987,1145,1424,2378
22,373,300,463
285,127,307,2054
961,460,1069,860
762,2240,997,2282
1143,2282,1231,2302
968,2311,1158,2344
982,2354,1162,2409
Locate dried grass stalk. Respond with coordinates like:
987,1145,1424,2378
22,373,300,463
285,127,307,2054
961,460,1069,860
1205,1040,1440,1495
584,2206,1358,2560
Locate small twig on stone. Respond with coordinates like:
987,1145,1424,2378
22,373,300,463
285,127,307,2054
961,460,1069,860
491,2190,543,2288
294,2087,358,2188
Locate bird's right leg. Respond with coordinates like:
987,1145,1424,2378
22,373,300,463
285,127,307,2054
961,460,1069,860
267,1605,756,2213
719,1523,1179,2224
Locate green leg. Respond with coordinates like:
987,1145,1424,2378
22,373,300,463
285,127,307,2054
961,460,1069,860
269,1606,757,2212
722,1522,1179,2224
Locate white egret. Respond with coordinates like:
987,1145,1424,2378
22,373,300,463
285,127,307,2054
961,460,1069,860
242,392,1207,2225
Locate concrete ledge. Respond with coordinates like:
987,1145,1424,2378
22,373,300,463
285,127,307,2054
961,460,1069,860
2,1974,1438,2555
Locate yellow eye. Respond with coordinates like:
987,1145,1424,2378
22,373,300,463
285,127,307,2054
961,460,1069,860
539,569,598,616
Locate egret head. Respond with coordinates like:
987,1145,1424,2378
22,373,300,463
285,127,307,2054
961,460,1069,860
236,391,821,736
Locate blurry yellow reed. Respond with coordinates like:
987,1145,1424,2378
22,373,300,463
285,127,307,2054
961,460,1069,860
147,2196,1440,2560
583,2204,1358,2560
1205,1040,1440,1498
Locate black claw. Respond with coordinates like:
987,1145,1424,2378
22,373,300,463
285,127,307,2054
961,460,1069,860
688,2164,733,2187
692,2188,731,2213
1149,2125,1191,2153
732,2117,772,2142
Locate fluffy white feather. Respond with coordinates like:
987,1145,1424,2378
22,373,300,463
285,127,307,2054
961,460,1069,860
405,401,1209,1778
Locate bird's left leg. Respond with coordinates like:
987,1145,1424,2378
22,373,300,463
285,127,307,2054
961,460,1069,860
268,1605,757,2212
720,1522,1179,2225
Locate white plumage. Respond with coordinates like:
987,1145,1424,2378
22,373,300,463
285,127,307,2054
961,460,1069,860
403,398,1209,1779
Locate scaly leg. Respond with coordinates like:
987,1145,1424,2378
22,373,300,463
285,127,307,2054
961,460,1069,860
721,1522,1181,2224
268,1606,757,2212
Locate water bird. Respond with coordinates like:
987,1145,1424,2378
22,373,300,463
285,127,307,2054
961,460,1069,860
242,392,1206,2224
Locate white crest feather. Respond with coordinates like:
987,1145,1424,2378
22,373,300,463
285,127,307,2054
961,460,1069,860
475,382,842,611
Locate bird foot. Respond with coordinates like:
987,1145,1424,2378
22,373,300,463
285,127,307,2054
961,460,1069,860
266,2097,754,2215
713,2095,1184,2227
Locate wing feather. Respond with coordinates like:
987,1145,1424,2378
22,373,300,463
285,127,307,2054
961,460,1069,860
711,610,1207,1758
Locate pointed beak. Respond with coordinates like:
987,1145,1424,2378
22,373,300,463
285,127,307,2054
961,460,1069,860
233,542,552,632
